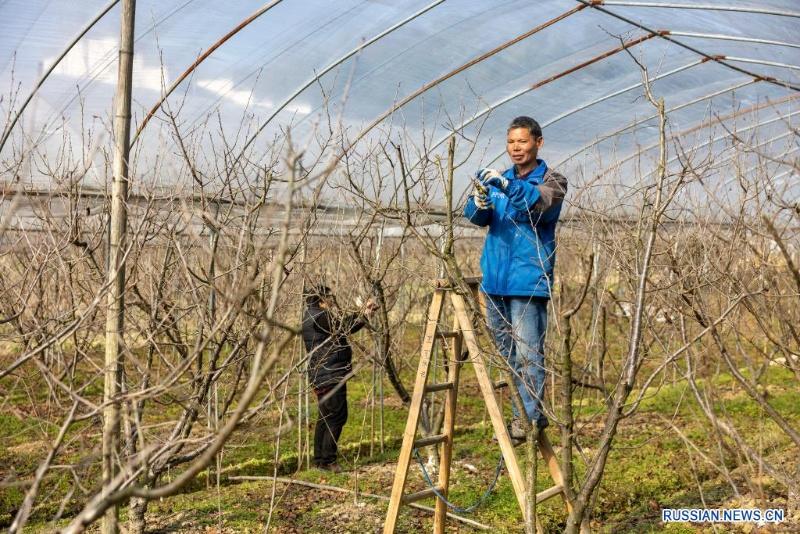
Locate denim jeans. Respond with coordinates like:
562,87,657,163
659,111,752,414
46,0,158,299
484,294,549,429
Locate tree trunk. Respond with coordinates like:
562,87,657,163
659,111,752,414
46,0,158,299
127,496,148,534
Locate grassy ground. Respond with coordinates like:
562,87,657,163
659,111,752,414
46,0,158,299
3,354,799,532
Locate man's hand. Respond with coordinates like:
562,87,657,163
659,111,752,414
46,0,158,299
364,298,379,316
478,168,508,190
473,184,492,210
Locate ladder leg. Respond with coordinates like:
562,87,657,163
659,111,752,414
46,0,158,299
384,290,445,534
450,292,530,523
538,431,591,533
538,431,569,509
433,315,463,534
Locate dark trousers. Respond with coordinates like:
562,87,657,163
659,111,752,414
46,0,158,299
313,383,348,466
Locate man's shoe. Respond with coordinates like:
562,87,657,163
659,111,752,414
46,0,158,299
509,418,527,440
317,462,343,473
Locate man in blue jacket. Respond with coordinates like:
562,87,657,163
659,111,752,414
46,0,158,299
464,116,567,440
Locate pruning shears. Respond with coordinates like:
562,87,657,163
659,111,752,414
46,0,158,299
471,175,488,196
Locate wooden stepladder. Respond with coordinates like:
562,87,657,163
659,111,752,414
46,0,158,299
384,278,578,533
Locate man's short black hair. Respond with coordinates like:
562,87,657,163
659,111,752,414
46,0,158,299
508,116,542,138
305,284,332,305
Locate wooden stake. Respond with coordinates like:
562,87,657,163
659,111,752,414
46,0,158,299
101,1,135,532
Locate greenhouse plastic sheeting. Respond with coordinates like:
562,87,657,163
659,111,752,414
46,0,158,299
0,0,797,195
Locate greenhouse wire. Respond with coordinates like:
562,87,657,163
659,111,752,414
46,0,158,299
553,79,764,167
725,57,800,72
412,32,675,172
589,107,800,183
575,0,800,91
338,4,589,156
0,0,120,154
667,31,800,50
233,0,446,160
488,88,800,170
600,1,800,19
131,0,287,146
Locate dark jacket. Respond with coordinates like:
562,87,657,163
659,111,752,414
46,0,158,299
463,159,567,298
302,302,367,388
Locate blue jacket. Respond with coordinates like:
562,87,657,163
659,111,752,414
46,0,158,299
464,159,567,298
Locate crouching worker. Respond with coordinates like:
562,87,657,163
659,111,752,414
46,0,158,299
464,116,567,441
302,285,377,471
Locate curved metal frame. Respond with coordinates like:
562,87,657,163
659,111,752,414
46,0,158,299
595,98,799,176
415,52,707,172
599,1,800,19
668,31,800,50
577,0,800,92
334,4,589,156
130,0,286,146
483,72,798,168
5,0,799,186
229,0,445,158
553,79,782,167
610,109,800,184
0,0,120,154
725,57,800,72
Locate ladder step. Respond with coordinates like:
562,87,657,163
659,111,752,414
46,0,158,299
437,330,460,338
493,380,508,390
425,382,454,393
402,486,444,504
435,276,482,288
413,433,448,448
536,485,564,503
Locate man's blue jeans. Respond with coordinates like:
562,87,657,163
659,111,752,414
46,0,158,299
484,294,549,429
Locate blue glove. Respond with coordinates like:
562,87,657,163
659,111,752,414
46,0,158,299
477,168,508,190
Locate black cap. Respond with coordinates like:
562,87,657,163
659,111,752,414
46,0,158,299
305,284,332,305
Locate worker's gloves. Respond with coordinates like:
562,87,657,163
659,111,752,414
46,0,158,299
473,184,491,210
478,168,508,191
